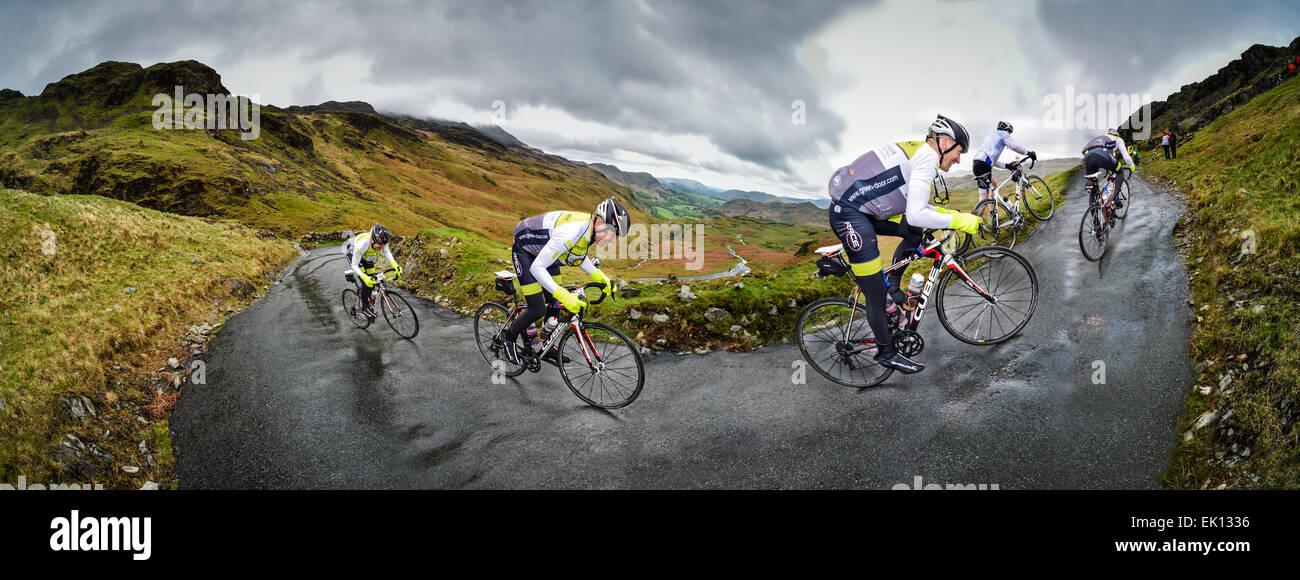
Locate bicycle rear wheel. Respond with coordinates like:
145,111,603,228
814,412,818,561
935,245,1038,345
1022,175,1056,221
341,288,371,329
973,199,1017,249
1078,203,1108,262
380,289,420,339
474,302,526,377
557,322,644,409
795,297,892,388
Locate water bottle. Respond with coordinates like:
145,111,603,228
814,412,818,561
542,316,559,334
903,273,925,311
525,326,541,350
884,293,901,324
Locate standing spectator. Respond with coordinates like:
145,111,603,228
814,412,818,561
1170,129,1179,159
1290,61,1297,75
1161,130,1171,160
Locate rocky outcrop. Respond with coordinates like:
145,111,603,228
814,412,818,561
1120,35,1300,146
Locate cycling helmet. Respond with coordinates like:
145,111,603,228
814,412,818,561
1106,128,1121,138
594,197,630,237
997,121,1013,133
929,114,970,154
370,223,390,245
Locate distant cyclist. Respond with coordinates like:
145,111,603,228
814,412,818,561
825,114,982,374
972,121,1037,204
344,224,403,320
495,198,628,365
1081,129,1136,208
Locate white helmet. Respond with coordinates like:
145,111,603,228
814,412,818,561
594,197,630,237
929,114,970,153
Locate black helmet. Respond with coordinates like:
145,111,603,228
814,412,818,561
594,197,630,237
929,114,970,153
997,121,1013,133
370,223,390,245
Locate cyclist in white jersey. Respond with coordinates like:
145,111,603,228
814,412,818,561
972,121,1036,204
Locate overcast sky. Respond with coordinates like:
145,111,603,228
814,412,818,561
2,0,1298,199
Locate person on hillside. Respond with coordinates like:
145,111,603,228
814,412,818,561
1081,129,1136,209
494,198,628,366
1129,145,1141,166
1161,130,1171,159
971,121,1037,204
344,224,403,320
824,114,982,375
1169,129,1179,159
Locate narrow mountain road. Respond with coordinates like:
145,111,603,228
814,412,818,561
172,173,1193,489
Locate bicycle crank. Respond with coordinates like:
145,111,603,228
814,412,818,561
892,330,925,357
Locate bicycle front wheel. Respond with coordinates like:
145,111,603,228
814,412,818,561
1078,203,1108,262
1022,175,1056,221
795,297,892,388
936,246,1038,345
557,322,644,409
474,302,526,377
1113,176,1131,220
973,199,1017,249
380,289,420,339
341,288,371,329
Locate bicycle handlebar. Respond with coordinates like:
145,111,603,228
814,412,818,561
580,282,608,305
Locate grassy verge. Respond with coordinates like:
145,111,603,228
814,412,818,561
0,188,297,488
1139,75,1300,489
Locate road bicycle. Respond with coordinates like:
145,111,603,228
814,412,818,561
473,272,645,409
342,267,420,339
797,229,1039,388
1077,169,1131,262
971,156,1056,249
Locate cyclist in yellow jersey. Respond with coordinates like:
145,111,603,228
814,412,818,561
825,114,982,374
495,197,630,365
344,224,403,320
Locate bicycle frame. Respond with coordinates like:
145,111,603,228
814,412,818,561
824,232,993,353
503,292,600,367
986,156,1036,215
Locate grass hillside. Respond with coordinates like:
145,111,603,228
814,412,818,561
1140,74,1300,489
0,60,651,241
0,188,297,487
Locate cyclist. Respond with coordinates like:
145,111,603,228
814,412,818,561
494,197,628,366
1128,145,1141,166
826,114,983,374
1081,129,1136,208
972,121,1037,204
344,224,403,320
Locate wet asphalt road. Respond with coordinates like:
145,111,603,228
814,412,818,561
172,173,1193,489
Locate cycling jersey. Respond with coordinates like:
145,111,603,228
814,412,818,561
973,129,1028,169
1081,135,1135,167
512,211,599,295
344,231,396,274
826,141,955,230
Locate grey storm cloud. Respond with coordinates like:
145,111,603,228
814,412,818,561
1036,0,1300,95
0,0,866,176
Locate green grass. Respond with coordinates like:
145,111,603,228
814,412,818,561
1140,74,1300,489
0,188,297,488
